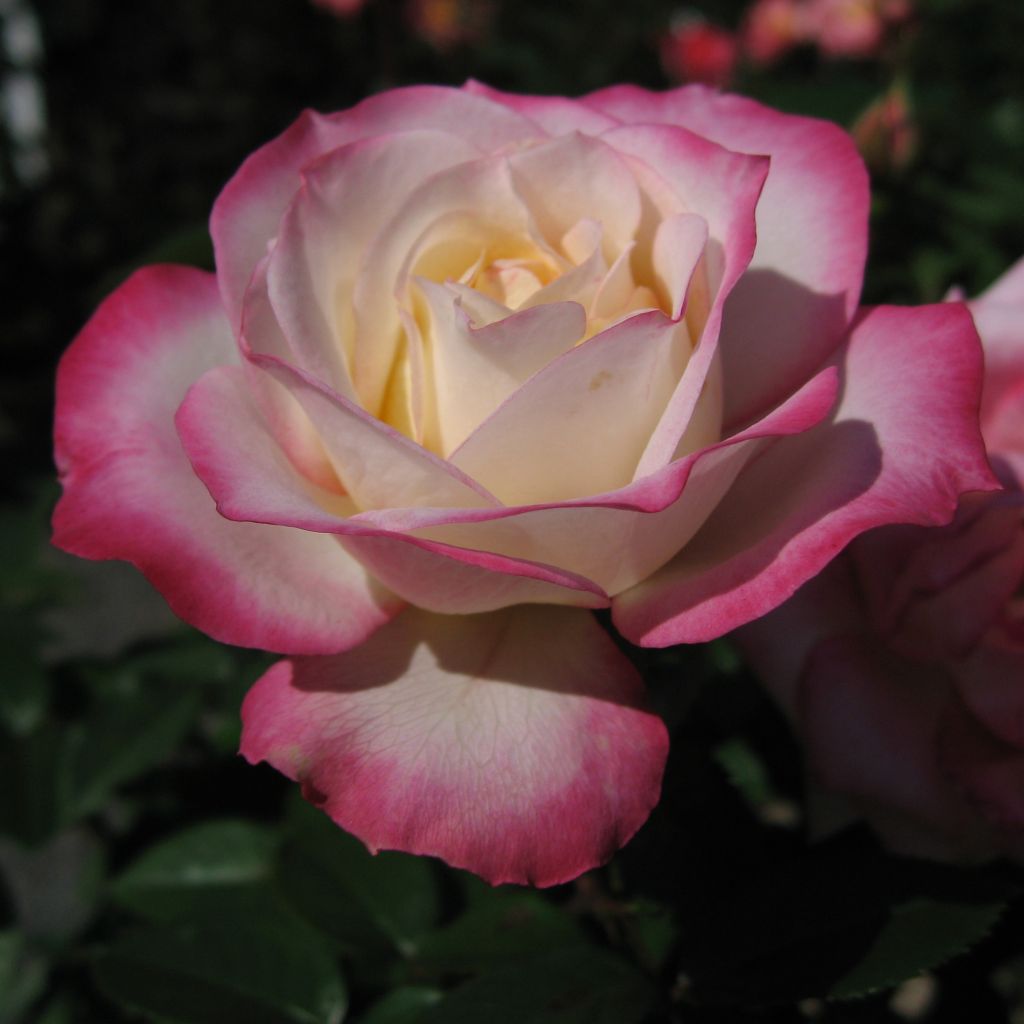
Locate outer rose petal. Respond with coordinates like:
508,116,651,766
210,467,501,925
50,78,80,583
799,635,1000,860
177,364,610,612
462,81,622,135
211,87,540,328
585,84,868,428
53,266,400,654
614,303,999,646
240,605,669,886
971,256,1024,430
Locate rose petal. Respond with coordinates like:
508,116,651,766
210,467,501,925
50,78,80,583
249,352,499,511
240,605,668,886
414,279,587,453
953,643,1024,752
449,311,692,504
596,122,768,473
463,80,622,135
971,258,1024,432
53,266,399,655
177,364,610,612
586,84,869,428
506,132,642,262
615,303,999,646
266,130,483,398
850,491,1024,645
798,634,995,855
212,87,540,329
358,365,837,597
353,155,541,415
937,692,1024,832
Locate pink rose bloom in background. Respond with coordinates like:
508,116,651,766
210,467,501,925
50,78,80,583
312,0,367,17
742,0,809,65
53,82,993,885
406,0,495,51
742,0,912,64
850,81,917,175
659,15,739,87
737,257,1024,863
809,0,885,58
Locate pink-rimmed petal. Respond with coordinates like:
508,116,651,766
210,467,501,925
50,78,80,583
249,352,498,511
506,132,643,260
586,84,869,428
240,605,668,886
177,364,610,612
596,122,768,474
971,256,1024,431
463,80,622,135
358,365,837,597
53,266,398,655
449,311,692,504
614,303,1000,646
266,130,483,396
850,492,1022,644
238,256,344,493
211,87,541,329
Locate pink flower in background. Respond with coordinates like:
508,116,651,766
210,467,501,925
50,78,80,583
737,258,1024,863
851,82,917,174
659,15,739,87
406,0,495,51
742,0,912,64
313,0,367,17
809,0,885,58
742,0,809,64
53,83,992,885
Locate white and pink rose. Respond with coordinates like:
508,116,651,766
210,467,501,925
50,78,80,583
53,82,994,884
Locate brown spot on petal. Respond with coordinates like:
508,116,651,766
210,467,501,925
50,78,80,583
588,370,613,391
301,778,328,806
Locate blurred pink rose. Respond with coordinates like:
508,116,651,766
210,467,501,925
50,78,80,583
809,0,884,57
313,0,367,16
659,16,739,87
53,83,992,884
742,0,809,64
742,0,912,64
851,82,917,174
737,258,1024,863
406,0,494,51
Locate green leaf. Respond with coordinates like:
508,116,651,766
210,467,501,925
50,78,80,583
93,918,346,1024
0,615,49,735
112,820,277,922
0,827,105,943
414,891,588,975
0,930,49,1021
357,987,442,1024
416,948,658,1024
830,899,1004,999
0,725,65,844
60,684,200,823
278,797,440,957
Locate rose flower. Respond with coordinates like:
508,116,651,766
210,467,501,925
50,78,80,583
53,83,993,885
737,257,1024,863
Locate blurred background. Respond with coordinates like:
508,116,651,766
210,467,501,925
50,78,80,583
2,0,1024,1021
